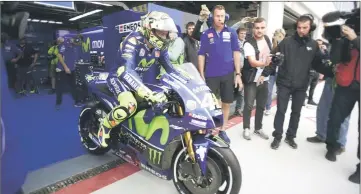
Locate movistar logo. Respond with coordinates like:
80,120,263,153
138,58,155,68
82,37,91,53
148,147,162,164
128,110,169,145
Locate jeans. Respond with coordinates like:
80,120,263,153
266,74,277,110
235,88,244,112
243,82,268,130
273,85,306,140
316,78,350,147
326,83,359,153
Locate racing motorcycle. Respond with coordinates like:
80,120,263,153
78,63,242,194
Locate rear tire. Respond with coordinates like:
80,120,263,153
78,107,110,155
172,147,242,194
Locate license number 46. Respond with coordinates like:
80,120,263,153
201,93,221,110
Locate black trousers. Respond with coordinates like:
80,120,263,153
326,84,359,154
16,67,35,93
243,82,268,130
55,71,79,105
307,71,319,101
5,61,17,89
272,85,306,140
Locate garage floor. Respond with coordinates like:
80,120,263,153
23,82,360,194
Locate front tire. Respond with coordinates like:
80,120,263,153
78,107,110,155
172,147,242,194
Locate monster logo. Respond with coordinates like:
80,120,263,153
128,110,169,145
148,147,162,164
82,37,91,53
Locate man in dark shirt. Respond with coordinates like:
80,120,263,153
183,22,200,69
15,37,38,95
270,14,333,149
1,33,21,90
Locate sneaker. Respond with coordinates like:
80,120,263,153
336,147,346,155
218,130,231,144
243,128,251,140
264,110,271,116
285,137,298,149
306,135,325,143
98,125,111,147
307,100,318,106
349,168,360,184
254,129,269,140
271,138,281,149
325,151,337,162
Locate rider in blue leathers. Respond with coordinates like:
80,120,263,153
97,11,190,147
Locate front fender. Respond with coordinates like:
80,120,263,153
192,134,229,175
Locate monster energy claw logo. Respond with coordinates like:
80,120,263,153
82,37,91,53
148,147,162,164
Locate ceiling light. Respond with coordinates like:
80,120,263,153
69,9,103,21
48,21,56,24
89,2,113,7
55,21,63,24
40,20,48,23
27,19,32,21
32,19,40,22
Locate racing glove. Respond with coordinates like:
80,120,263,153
146,91,168,104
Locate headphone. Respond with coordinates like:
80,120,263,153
209,6,230,25
294,14,317,32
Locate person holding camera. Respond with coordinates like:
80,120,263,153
324,24,360,184
270,14,333,150
241,17,273,140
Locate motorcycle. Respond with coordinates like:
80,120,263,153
78,63,242,194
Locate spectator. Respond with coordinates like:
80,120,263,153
270,14,333,149
183,22,200,68
324,25,359,184
234,27,247,117
265,28,286,115
198,5,243,143
241,17,273,140
307,38,350,155
15,37,39,95
53,37,81,110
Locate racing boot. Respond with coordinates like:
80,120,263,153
97,124,111,148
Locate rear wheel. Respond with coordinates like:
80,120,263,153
172,147,242,194
78,107,110,155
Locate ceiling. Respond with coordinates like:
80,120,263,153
3,1,259,30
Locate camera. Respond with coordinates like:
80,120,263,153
322,7,360,40
270,53,284,66
1,2,30,40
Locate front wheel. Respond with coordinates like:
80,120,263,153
172,147,242,194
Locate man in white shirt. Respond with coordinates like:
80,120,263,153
241,17,273,140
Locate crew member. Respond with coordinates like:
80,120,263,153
198,5,243,143
270,14,333,149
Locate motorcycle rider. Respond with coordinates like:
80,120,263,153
97,11,190,148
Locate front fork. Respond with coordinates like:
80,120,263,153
183,131,210,176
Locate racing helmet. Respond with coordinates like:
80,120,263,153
139,11,178,50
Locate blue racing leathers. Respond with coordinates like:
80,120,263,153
98,31,187,147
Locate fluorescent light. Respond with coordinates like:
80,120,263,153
27,19,32,21
69,9,103,21
89,2,113,7
55,21,63,24
32,19,40,22
40,20,48,23
48,21,55,24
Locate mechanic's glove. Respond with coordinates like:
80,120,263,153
147,91,168,104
